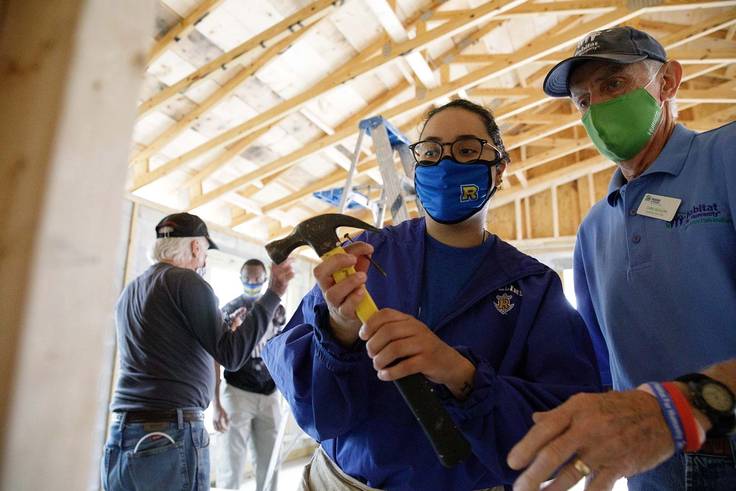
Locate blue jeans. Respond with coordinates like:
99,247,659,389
627,439,736,491
101,410,210,491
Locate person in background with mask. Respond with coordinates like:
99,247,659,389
508,27,736,491
102,213,294,491
213,259,292,491
262,99,602,491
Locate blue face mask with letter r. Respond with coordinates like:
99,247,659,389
414,157,498,224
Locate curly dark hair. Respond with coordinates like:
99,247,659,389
420,99,510,165
241,258,266,274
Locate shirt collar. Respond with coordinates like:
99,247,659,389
606,124,696,206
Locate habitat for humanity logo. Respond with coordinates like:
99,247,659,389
667,202,732,229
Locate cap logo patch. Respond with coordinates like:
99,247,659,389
576,29,606,55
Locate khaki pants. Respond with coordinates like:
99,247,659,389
215,383,280,491
299,447,503,491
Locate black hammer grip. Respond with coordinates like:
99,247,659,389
394,373,472,467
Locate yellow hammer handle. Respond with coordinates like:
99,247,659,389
322,246,378,323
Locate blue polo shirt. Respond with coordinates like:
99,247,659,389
574,122,736,390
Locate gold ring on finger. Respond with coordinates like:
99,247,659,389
573,458,592,477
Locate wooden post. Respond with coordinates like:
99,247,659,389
514,198,523,241
523,196,532,239
551,185,560,238
587,173,596,208
0,0,154,488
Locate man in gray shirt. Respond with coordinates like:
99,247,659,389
101,212,293,491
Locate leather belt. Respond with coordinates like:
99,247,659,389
114,410,204,424
690,437,733,458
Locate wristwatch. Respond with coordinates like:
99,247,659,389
675,373,736,437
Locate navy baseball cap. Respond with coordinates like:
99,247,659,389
543,26,667,98
155,212,218,250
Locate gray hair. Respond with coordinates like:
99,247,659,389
149,226,208,264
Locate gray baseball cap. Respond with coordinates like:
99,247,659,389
543,26,667,98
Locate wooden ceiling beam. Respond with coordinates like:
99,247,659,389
230,157,378,228
430,1,617,20
176,74,410,195
184,1,734,214
366,0,438,88
150,0,529,171
181,126,271,189
131,0,449,182
509,138,594,176
131,78,401,194
454,47,736,65
138,0,340,117
489,12,736,145
147,0,224,67
504,114,574,125
458,12,736,77
429,18,505,69
433,0,736,21
677,87,736,104
132,20,317,164
635,18,735,41
181,80,411,195
658,12,736,50
504,114,581,150
183,23,541,208
467,87,541,98
492,155,613,209
185,7,642,209
217,21,538,222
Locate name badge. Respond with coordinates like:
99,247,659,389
636,193,682,221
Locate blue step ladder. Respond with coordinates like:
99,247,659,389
338,116,421,227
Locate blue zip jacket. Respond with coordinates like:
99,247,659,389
263,218,601,490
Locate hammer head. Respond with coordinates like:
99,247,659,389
266,213,380,263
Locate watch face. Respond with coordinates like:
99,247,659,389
703,383,734,412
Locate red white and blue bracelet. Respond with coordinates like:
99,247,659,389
638,382,704,453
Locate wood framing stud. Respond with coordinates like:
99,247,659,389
587,173,596,208
551,185,560,238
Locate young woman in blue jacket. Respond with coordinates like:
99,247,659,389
262,99,602,491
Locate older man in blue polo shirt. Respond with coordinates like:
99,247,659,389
506,27,736,491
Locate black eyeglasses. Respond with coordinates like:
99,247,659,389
409,136,502,166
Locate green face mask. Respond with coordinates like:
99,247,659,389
582,87,662,162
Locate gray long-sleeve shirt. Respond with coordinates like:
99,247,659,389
111,262,280,411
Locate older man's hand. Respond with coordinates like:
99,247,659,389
268,259,295,297
507,391,675,491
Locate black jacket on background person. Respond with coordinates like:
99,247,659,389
221,294,286,395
